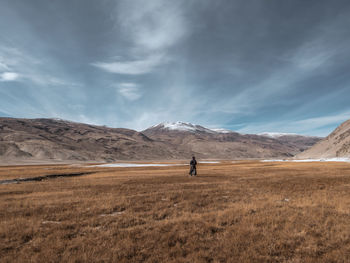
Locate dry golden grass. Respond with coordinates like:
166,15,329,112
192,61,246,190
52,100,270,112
1,161,350,262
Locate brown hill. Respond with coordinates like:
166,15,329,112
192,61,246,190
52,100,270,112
0,118,321,163
297,119,350,159
142,122,321,159
0,118,171,163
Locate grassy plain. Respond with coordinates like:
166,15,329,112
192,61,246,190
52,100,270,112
1,161,350,262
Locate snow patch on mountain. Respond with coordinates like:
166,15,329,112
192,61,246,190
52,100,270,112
147,122,320,140
258,132,299,138
210,128,233,133
162,122,198,131
150,122,234,134
152,122,215,133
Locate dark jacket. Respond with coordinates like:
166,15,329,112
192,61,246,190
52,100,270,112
190,159,197,167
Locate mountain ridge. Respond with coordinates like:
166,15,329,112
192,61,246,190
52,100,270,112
297,119,350,159
143,121,321,160
0,117,322,163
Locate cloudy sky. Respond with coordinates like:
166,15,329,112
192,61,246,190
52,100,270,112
1,0,350,136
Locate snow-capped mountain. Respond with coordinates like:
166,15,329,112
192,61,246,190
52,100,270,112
210,128,233,134
142,121,321,159
0,118,322,163
150,121,216,133
257,132,300,138
146,122,234,134
146,122,316,138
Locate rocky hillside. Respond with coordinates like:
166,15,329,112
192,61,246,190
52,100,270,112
0,118,172,163
297,119,350,159
142,122,321,159
0,118,321,163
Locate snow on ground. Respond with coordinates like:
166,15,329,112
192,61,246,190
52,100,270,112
261,159,286,162
262,158,350,163
293,158,350,163
88,161,222,168
257,132,299,138
88,163,187,168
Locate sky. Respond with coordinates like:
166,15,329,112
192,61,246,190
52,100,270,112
1,0,350,136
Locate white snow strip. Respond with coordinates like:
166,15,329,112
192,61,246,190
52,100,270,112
261,159,286,162
151,121,235,134
162,121,197,131
157,121,217,133
262,158,350,163
88,161,221,168
210,128,233,133
258,132,299,138
293,158,350,163
88,163,186,168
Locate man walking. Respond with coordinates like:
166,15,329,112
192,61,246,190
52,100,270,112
189,156,197,176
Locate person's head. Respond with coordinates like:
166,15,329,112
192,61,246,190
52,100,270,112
192,156,196,160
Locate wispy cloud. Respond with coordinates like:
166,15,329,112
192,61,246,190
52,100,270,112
0,72,20,82
206,35,343,118
92,54,165,75
121,110,176,131
287,40,337,71
27,74,81,87
118,0,187,51
0,45,80,87
92,0,188,75
237,110,350,136
116,82,142,101
0,61,10,70
294,112,350,130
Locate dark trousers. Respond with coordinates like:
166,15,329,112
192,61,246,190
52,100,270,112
189,165,197,176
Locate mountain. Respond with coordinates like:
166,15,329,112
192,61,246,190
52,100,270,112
0,118,321,163
297,119,350,159
142,122,321,159
258,132,321,152
257,132,299,138
0,118,172,163
146,122,218,134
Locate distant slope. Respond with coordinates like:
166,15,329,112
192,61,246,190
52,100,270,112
0,118,171,162
142,122,321,159
0,118,321,163
297,119,350,159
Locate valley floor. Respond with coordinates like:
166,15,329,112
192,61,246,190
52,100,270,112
1,161,350,262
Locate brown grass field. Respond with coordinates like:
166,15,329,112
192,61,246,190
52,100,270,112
1,161,350,262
